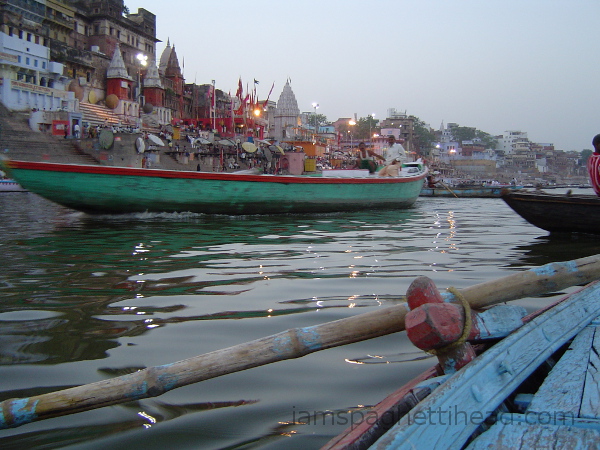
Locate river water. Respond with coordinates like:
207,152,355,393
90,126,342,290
1,189,600,449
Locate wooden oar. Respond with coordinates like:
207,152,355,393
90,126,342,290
2,254,600,429
438,180,459,198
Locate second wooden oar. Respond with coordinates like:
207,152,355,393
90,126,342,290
438,180,459,198
1,254,600,429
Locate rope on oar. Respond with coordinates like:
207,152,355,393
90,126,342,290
2,254,600,429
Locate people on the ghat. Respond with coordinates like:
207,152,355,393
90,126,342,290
587,134,600,196
385,135,407,166
355,141,385,174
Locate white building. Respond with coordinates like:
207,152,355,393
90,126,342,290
496,131,529,155
0,30,74,112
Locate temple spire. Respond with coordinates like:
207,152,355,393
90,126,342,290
107,44,132,80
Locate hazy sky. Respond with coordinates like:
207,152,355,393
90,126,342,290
129,0,598,151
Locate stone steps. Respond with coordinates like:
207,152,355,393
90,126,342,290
79,102,120,127
0,102,251,172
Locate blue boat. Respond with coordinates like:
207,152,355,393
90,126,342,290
420,184,522,198
324,256,600,449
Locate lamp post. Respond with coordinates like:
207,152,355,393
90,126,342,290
348,119,356,150
136,53,148,127
211,79,216,132
369,113,375,148
311,102,319,142
136,53,148,101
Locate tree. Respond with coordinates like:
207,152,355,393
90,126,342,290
353,116,379,140
450,126,477,143
581,149,593,166
450,126,497,150
308,113,327,128
475,130,497,150
412,117,436,154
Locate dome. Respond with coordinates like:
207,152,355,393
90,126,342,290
105,94,119,109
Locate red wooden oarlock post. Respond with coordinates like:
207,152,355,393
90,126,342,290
405,276,476,374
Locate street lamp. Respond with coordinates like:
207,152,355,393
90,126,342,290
136,53,148,128
312,102,319,142
348,119,356,150
369,113,375,148
211,79,216,132
136,53,148,101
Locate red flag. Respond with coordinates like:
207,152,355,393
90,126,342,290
236,77,243,99
263,82,275,108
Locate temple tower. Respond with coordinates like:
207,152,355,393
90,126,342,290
274,79,300,141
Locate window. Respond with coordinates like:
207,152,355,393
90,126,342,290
26,57,30,65
34,60,38,67
27,33,32,41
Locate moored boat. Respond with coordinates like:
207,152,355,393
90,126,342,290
0,159,427,215
421,184,521,198
501,189,600,235
0,178,27,192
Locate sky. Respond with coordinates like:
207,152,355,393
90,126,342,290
129,0,599,152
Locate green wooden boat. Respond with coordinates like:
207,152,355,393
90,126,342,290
0,159,428,215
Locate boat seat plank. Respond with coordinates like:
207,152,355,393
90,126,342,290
466,423,600,449
527,326,595,415
581,326,600,419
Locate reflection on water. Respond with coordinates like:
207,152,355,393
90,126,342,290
1,192,599,448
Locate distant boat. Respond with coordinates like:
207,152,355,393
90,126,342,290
421,184,521,198
0,178,27,192
501,189,600,235
0,159,428,215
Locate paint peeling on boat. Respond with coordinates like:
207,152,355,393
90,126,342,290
272,327,322,355
533,261,579,278
297,326,322,351
532,264,558,277
0,398,39,427
156,368,179,392
127,381,148,399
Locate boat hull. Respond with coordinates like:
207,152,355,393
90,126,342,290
1,160,427,215
501,190,600,234
420,185,521,198
0,179,27,192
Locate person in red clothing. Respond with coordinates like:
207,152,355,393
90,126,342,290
587,134,600,196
